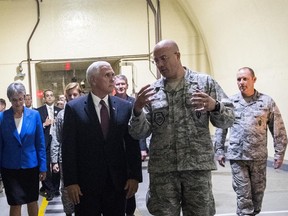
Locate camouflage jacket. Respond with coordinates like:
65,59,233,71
50,109,65,163
129,67,235,173
214,90,287,161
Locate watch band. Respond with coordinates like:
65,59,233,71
212,100,220,112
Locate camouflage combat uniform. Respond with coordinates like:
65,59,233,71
129,67,235,216
51,110,74,215
214,90,287,216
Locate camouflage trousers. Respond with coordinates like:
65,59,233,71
59,163,75,214
230,160,267,216
146,170,215,216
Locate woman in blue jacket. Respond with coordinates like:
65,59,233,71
0,82,47,216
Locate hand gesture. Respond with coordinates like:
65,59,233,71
134,85,156,116
191,90,217,111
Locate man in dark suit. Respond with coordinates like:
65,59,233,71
114,74,149,216
62,61,142,216
37,89,62,201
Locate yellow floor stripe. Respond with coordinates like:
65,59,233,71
38,198,48,216
37,198,142,215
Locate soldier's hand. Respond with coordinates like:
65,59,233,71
39,172,46,181
134,85,156,116
141,150,148,161
274,159,283,169
52,163,60,173
217,155,226,167
191,90,217,111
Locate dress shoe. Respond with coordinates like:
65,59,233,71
39,190,48,197
54,191,61,196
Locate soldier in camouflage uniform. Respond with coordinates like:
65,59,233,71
129,39,235,216
214,67,287,216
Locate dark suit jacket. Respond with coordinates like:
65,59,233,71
37,105,62,149
62,93,142,193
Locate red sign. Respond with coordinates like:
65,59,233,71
36,90,43,98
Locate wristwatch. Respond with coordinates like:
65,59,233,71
212,100,220,112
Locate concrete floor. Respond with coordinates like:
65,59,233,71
0,160,287,216
212,163,288,216
136,160,288,216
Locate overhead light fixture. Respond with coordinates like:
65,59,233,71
16,63,26,78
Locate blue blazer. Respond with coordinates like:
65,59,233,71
62,93,142,192
0,107,46,172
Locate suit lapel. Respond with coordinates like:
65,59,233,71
53,106,60,118
19,107,31,141
106,96,119,141
43,106,48,118
84,94,119,141
109,96,118,125
6,108,22,144
84,94,103,137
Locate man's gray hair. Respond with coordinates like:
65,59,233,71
114,74,128,84
86,61,111,85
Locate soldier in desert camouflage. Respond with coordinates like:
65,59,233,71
214,67,287,216
129,39,235,216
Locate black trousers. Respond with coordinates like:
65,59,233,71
126,195,136,215
75,177,126,216
41,147,60,195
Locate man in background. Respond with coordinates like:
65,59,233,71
114,74,148,216
57,94,66,109
214,67,287,216
24,93,34,109
37,89,62,201
0,98,6,112
114,74,149,160
56,100,65,109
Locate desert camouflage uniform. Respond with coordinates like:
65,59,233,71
51,109,74,215
214,90,287,216
129,67,235,216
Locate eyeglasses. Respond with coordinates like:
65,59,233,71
11,97,24,103
152,52,178,65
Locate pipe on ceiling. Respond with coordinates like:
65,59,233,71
147,0,162,79
26,0,41,95
146,0,162,43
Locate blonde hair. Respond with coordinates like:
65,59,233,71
65,82,82,96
